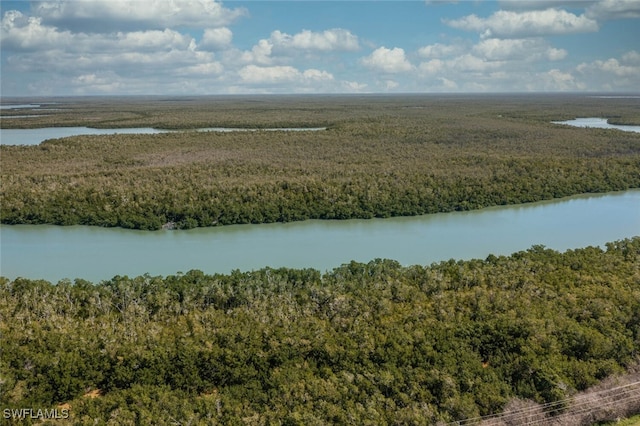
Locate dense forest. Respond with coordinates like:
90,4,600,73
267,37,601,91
1,238,639,424
2,95,640,229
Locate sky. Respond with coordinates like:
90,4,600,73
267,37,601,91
1,0,639,96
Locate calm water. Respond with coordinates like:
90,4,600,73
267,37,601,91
1,190,638,283
552,118,640,133
0,127,167,145
0,126,327,145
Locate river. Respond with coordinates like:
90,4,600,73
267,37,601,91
0,126,327,145
1,190,638,283
1,117,638,146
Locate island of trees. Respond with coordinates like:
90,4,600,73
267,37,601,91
1,94,639,229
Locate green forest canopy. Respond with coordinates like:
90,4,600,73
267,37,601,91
2,94,640,229
1,238,639,424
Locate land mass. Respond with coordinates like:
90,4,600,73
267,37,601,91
1,94,639,424
1,239,639,423
1,94,640,229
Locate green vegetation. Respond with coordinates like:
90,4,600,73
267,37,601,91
600,415,640,426
2,94,640,229
1,238,639,424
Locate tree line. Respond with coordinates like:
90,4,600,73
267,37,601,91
2,100,639,230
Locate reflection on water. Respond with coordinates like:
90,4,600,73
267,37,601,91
1,190,638,283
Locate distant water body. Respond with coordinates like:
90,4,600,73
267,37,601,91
552,118,640,133
0,126,326,145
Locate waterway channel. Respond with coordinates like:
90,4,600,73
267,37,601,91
0,126,327,145
1,190,638,283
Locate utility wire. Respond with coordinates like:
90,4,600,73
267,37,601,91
445,380,640,426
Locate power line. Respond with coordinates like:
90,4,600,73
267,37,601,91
445,380,640,426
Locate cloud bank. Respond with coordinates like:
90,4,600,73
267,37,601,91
1,0,638,95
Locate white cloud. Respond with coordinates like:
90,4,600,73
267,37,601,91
33,0,246,32
499,1,594,10
302,69,334,81
72,72,123,93
237,28,359,66
2,1,638,95
116,29,195,52
270,28,359,53
473,38,567,61
448,54,504,73
1,11,74,50
1,13,196,53
541,69,583,91
622,50,640,63
361,47,413,73
200,28,233,51
342,81,368,92
240,39,274,65
417,42,466,58
419,59,446,75
439,77,458,90
446,9,599,38
586,0,640,19
178,61,224,76
578,56,640,78
238,65,333,85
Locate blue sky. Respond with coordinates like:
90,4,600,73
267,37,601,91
1,0,639,96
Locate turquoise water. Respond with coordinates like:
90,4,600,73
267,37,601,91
1,190,638,282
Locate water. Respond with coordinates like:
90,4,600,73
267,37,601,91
1,190,638,283
0,104,42,110
552,118,640,133
0,127,168,146
0,126,327,145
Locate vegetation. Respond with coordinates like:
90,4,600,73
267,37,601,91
599,415,640,426
2,94,640,229
1,238,639,424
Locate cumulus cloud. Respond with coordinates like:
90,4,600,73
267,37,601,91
238,65,333,85
473,38,567,61
361,47,413,73
499,1,594,10
1,12,196,53
419,59,446,75
541,69,583,91
0,7,225,95
577,52,640,80
239,39,274,65
237,28,359,65
178,61,224,76
622,50,640,63
200,28,233,51
33,0,246,32
270,28,359,52
446,9,599,38
2,0,637,95
586,0,640,19
417,42,466,59
1,11,74,50
342,81,368,92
